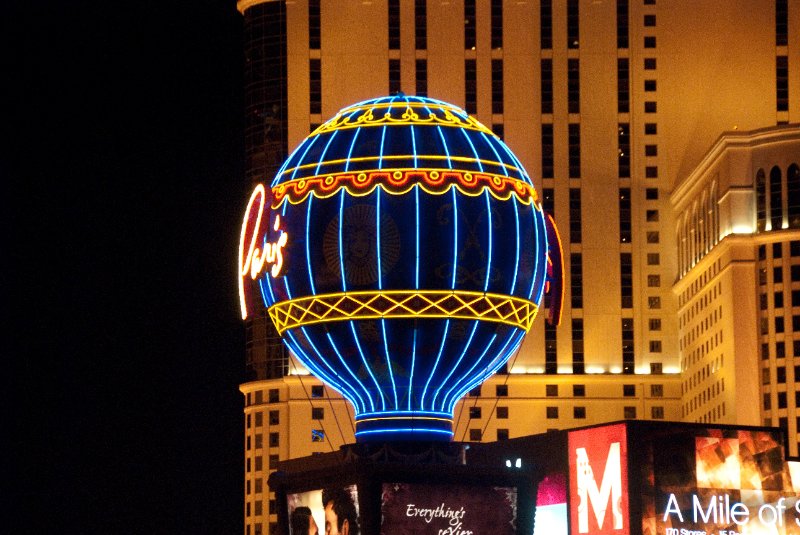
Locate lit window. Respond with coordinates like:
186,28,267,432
567,0,579,48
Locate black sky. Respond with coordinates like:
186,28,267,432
9,1,247,532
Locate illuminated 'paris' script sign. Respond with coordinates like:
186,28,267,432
238,184,288,320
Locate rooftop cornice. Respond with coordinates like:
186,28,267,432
671,124,800,208
237,0,280,15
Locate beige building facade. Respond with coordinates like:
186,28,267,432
235,1,798,533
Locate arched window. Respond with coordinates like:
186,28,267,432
756,168,766,231
677,223,684,277
770,165,783,230
700,192,708,255
691,203,699,265
710,182,719,246
682,214,690,275
788,164,800,228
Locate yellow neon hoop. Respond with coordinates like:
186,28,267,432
267,290,538,334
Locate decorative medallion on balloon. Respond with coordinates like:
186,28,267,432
239,96,563,442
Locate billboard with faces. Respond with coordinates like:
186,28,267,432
287,485,360,535
640,427,800,535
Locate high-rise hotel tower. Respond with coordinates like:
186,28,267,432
235,1,798,533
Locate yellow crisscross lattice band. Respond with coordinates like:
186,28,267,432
267,290,538,334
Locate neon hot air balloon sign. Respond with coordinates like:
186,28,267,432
237,96,563,442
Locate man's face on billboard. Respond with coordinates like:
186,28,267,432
324,501,348,535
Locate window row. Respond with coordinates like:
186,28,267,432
677,182,720,276
756,164,800,232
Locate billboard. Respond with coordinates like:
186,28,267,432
380,482,517,534
288,485,360,535
568,423,630,535
641,428,800,535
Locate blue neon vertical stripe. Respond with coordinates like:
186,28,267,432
286,328,364,412
314,129,338,176
510,198,520,295
326,331,375,413
446,328,519,413
436,125,453,169
536,210,549,303
496,138,534,184
420,319,450,410
527,206,540,302
415,187,420,289
482,328,521,375
460,129,485,172
484,191,492,292
431,320,479,411
408,327,417,411
305,196,316,294
376,187,399,408
410,125,418,168
381,319,399,408
441,332,498,412
348,322,386,411
339,190,347,292
530,209,546,302
479,131,506,175
289,133,321,180
378,125,387,170
273,134,312,186
451,188,458,289
343,127,361,172
377,189,382,290
262,233,277,305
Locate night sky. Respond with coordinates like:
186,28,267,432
9,1,247,532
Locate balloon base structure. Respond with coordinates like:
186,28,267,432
269,440,538,535
354,413,454,443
